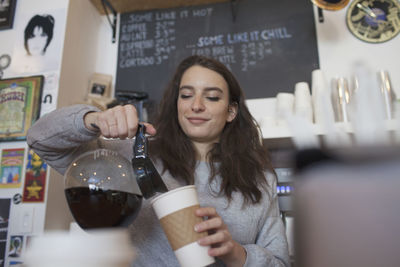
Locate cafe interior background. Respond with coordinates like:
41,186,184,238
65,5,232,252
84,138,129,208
0,0,400,266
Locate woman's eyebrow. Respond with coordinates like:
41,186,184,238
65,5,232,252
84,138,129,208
179,85,194,91
179,86,223,93
204,87,223,93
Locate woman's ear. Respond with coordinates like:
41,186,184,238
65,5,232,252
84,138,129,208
227,102,238,122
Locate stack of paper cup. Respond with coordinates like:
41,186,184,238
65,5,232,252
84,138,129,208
294,82,313,123
312,69,334,125
151,185,215,267
276,93,295,127
246,98,276,130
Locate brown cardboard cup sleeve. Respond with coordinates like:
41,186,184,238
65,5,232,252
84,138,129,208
160,204,207,250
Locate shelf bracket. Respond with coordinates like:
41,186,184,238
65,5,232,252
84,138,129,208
318,7,324,23
101,0,118,43
230,0,239,22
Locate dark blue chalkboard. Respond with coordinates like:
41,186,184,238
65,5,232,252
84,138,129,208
116,0,319,105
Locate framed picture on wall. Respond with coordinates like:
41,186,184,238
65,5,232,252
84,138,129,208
88,73,112,99
0,75,44,141
0,0,17,30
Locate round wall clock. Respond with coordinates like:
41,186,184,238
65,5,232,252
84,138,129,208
312,0,350,11
346,0,400,43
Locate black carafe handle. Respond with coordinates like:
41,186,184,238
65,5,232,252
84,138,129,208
132,124,168,198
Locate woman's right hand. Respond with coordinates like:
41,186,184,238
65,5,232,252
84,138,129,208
83,104,156,139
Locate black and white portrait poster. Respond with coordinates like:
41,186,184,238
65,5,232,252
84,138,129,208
10,8,67,74
0,199,11,267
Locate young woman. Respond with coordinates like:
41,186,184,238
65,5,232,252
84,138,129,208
27,55,290,267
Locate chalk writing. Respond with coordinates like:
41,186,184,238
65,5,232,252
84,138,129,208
116,0,319,103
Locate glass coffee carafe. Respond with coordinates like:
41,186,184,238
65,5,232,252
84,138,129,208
64,124,168,229
64,148,143,229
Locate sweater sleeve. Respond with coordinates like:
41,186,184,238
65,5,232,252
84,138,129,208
242,176,290,267
26,104,101,175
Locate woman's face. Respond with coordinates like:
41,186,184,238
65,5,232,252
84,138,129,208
27,26,48,56
177,65,237,145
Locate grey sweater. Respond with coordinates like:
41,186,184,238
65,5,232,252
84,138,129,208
27,104,290,267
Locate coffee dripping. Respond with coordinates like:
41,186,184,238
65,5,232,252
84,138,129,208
64,124,168,229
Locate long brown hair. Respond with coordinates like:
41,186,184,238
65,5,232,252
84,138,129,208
149,55,274,204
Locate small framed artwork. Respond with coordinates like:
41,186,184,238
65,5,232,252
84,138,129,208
88,73,112,98
22,149,47,202
0,0,17,31
0,75,44,141
9,235,23,258
0,148,25,188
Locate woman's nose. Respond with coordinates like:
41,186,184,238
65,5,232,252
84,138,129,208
191,95,205,112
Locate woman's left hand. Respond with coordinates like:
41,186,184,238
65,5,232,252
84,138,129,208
194,207,247,267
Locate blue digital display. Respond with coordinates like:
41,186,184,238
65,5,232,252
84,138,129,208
277,183,293,195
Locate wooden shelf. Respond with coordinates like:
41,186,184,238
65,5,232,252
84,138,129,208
89,0,229,14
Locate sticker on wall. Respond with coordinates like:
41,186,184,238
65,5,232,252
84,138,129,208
0,148,25,188
9,8,67,75
0,54,11,79
0,198,11,267
40,72,59,117
9,261,23,266
12,194,22,205
8,236,23,258
22,149,47,203
346,0,400,43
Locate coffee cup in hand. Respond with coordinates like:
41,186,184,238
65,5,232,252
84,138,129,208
151,185,215,267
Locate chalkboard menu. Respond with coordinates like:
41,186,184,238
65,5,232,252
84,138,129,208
116,0,319,104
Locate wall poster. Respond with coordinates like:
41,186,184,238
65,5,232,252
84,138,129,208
8,235,23,258
9,8,67,75
0,148,25,188
0,76,44,141
0,0,17,31
0,198,11,267
22,149,47,203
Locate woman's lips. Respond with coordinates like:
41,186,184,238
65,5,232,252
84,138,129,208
187,117,209,124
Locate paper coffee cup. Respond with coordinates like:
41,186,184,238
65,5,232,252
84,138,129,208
276,92,294,126
151,185,215,267
294,82,313,123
